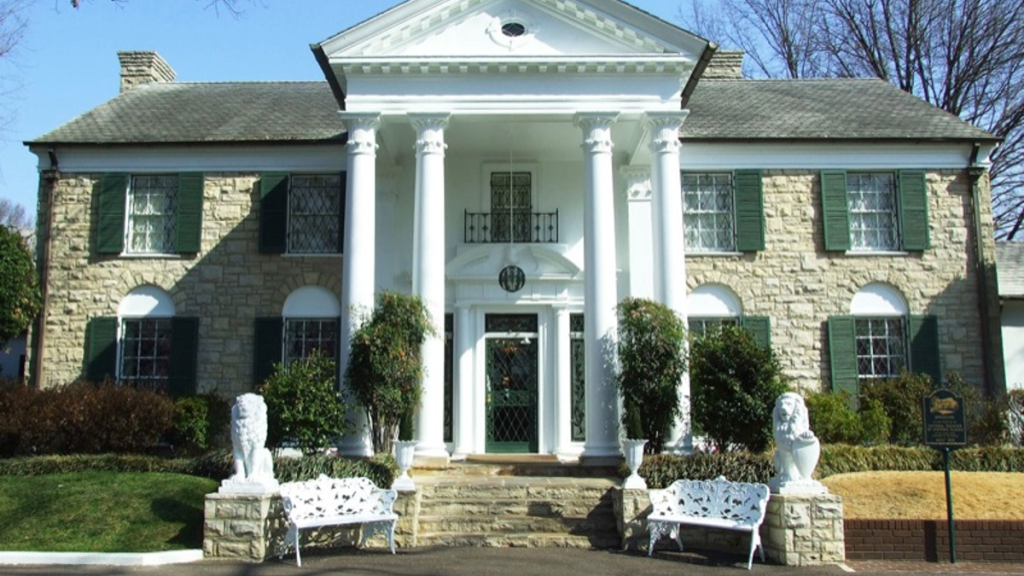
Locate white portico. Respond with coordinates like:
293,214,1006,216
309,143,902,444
314,0,712,460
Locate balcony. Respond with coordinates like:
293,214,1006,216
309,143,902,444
464,210,559,243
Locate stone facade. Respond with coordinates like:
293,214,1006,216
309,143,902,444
30,167,998,397
761,493,846,566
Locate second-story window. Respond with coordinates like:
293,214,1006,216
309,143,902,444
682,173,735,252
848,173,899,252
259,173,345,255
491,172,532,243
127,175,179,254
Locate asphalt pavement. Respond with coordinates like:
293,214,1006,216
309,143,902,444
2,547,1022,576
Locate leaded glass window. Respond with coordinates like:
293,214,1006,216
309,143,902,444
120,318,172,392
855,317,906,379
491,172,532,243
688,317,738,338
288,174,342,254
848,173,899,251
284,319,337,365
444,314,453,444
682,173,735,252
127,175,178,254
570,314,586,442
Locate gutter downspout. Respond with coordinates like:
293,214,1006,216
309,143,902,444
29,151,58,389
680,42,717,109
968,143,1000,396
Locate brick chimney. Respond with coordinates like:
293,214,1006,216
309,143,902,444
117,51,176,93
702,50,745,80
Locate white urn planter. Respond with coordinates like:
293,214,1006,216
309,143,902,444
622,438,648,490
392,440,417,492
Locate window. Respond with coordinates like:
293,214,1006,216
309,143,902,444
491,171,532,243
96,173,204,255
828,283,940,399
686,284,771,347
821,170,929,252
84,286,199,398
260,173,345,255
253,286,341,386
681,170,764,253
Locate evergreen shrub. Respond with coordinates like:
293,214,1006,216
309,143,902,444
805,390,890,445
260,351,348,455
167,393,231,455
690,325,786,452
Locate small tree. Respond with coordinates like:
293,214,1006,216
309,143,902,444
0,224,41,346
615,297,688,454
345,292,434,455
260,351,348,455
690,324,787,452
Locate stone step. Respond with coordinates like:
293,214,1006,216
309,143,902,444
415,531,621,549
418,498,615,518
416,514,618,535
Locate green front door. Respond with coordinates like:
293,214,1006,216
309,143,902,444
485,314,538,453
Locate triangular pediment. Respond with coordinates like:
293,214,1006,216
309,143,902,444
317,0,707,61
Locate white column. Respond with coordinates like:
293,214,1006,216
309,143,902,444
338,112,380,457
622,167,654,300
411,113,451,461
647,111,693,453
552,306,574,457
453,304,475,456
575,112,621,462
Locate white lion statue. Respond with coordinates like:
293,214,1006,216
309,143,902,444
219,393,278,494
769,392,827,495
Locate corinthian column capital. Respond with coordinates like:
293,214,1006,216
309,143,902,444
575,112,618,155
339,112,381,156
410,113,451,156
645,111,689,154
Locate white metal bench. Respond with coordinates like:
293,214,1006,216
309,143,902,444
647,476,770,570
278,475,398,566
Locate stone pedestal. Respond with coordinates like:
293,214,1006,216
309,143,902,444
613,488,651,551
761,493,845,566
203,492,286,562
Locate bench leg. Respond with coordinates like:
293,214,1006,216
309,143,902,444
746,532,762,570
294,528,302,567
388,520,396,554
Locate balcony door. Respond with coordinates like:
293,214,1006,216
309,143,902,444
491,171,532,243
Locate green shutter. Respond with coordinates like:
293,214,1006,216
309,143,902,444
168,317,200,398
827,316,859,402
175,173,204,254
259,173,289,254
820,171,851,251
734,170,765,251
338,173,347,254
898,170,930,251
909,315,941,384
96,174,128,254
741,316,772,349
85,317,118,382
253,317,284,388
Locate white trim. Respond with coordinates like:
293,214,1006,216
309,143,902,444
689,284,742,317
851,283,908,316
679,142,977,170
0,550,204,566
31,145,346,174
282,286,341,317
119,286,175,317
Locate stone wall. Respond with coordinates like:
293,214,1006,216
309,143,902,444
761,493,846,566
31,173,341,398
687,170,997,392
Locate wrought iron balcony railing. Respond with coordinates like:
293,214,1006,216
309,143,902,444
464,210,559,243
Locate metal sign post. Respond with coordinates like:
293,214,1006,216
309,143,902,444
922,389,967,564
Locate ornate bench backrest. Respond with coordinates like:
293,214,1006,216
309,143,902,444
280,476,397,523
649,477,770,526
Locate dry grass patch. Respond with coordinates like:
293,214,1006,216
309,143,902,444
822,471,1024,520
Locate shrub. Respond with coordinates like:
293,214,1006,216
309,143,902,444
805,390,890,445
635,452,774,488
690,325,787,452
859,372,931,445
1009,389,1024,447
0,224,41,345
260,351,348,455
345,292,434,455
167,394,231,455
615,298,688,453
0,380,174,456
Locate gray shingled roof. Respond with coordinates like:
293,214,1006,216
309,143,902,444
997,242,1024,298
29,82,346,144
682,78,996,141
29,76,995,145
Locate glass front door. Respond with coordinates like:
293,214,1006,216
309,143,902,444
484,314,538,453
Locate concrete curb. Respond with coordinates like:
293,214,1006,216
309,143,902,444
0,549,204,566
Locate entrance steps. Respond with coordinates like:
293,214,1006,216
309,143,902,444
401,457,624,549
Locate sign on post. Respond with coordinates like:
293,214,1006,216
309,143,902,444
922,388,966,564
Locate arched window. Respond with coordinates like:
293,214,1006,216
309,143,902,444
84,286,199,397
828,283,939,396
253,286,340,386
687,284,771,348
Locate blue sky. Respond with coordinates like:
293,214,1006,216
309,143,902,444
0,0,688,219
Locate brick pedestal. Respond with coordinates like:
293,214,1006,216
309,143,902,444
761,493,845,566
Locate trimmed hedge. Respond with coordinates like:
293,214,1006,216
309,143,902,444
0,452,397,488
634,445,1024,488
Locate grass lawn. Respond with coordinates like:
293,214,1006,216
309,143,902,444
0,471,217,552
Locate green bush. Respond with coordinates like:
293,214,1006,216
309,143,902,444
260,351,348,455
859,372,931,445
0,224,41,345
615,298,688,453
805,390,890,445
690,325,787,452
0,380,174,457
1009,389,1024,446
167,394,231,455
345,292,434,455
635,452,774,488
